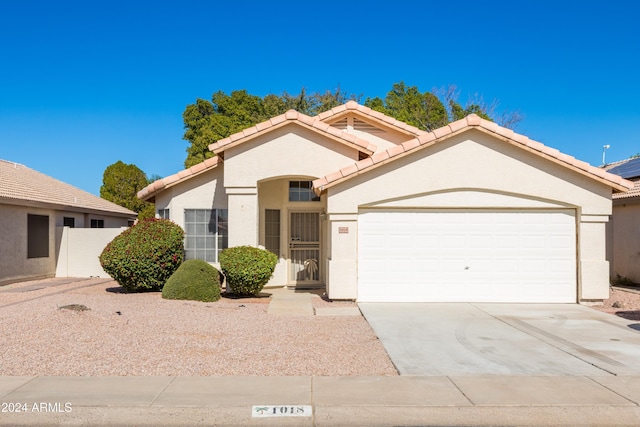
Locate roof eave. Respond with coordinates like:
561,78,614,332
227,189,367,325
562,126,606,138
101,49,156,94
137,156,221,201
0,196,137,217
314,115,634,194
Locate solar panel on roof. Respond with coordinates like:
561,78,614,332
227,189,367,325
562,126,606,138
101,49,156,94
608,157,640,179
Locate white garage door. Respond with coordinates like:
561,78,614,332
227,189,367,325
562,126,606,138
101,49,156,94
358,209,576,303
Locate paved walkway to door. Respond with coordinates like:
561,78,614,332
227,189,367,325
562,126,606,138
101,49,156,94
266,286,361,316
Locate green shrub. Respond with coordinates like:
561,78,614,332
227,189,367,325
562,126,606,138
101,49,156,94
99,218,184,292
162,259,221,302
219,246,278,296
612,274,637,287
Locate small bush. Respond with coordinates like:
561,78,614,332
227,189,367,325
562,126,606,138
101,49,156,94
99,218,184,292
162,259,221,302
612,274,637,287
219,246,278,296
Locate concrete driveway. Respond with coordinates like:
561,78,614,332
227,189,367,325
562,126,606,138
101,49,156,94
359,303,640,376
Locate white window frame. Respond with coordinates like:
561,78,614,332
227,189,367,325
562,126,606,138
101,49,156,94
184,209,228,262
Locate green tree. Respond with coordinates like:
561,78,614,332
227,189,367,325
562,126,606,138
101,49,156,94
182,83,520,167
183,91,270,168
365,82,449,131
182,87,359,168
100,161,155,220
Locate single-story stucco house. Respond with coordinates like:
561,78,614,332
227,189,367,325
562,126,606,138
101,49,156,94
605,157,640,283
0,159,137,285
138,101,633,304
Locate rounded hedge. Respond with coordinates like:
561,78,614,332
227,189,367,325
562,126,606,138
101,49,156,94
219,246,278,296
99,218,184,292
162,259,221,302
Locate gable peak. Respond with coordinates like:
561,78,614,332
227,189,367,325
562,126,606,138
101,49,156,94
345,100,359,110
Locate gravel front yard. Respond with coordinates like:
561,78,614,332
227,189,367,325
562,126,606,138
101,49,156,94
0,278,398,376
2,278,639,377
592,286,640,321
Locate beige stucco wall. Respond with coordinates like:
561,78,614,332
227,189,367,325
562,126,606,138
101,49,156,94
257,178,326,287
223,125,357,249
223,125,360,188
55,227,128,278
324,130,613,302
154,167,226,230
0,204,130,285
609,199,640,282
0,204,57,285
328,132,612,213
258,179,287,285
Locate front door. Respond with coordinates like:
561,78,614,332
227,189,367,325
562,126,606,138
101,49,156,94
289,211,321,286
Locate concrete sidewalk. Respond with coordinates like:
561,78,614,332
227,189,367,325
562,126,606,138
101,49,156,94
2,375,640,426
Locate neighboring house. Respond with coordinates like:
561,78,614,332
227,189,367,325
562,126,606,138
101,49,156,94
0,159,137,285
605,157,640,283
138,101,632,304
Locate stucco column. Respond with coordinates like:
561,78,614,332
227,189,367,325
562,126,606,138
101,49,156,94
227,187,258,247
326,213,358,300
579,214,610,302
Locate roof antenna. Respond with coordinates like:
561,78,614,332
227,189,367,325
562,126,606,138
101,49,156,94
602,144,610,166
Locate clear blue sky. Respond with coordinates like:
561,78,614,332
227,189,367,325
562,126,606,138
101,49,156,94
1,0,639,195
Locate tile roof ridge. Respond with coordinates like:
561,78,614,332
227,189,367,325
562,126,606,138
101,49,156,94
313,114,634,193
210,109,317,153
208,109,376,155
316,102,428,136
0,159,26,168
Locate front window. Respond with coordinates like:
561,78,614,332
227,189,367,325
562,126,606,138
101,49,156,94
184,209,228,262
289,181,320,202
157,209,170,219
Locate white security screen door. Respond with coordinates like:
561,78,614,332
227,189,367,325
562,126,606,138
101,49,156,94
289,212,321,285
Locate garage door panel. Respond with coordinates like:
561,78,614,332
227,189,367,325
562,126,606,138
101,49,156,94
442,234,467,248
358,210,576,303
468,234,493,248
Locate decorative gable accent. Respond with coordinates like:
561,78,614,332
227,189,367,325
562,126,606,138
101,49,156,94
208,109,377,157
328,117,385,134
317,100,425,137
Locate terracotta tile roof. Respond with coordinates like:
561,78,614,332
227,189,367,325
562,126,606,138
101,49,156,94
605,158,640,200
140,102,419,201
613,178,640,200
137,156,220,201
312,114,634,194
208,109,377,155
0,159,136,216
316,100,427,137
